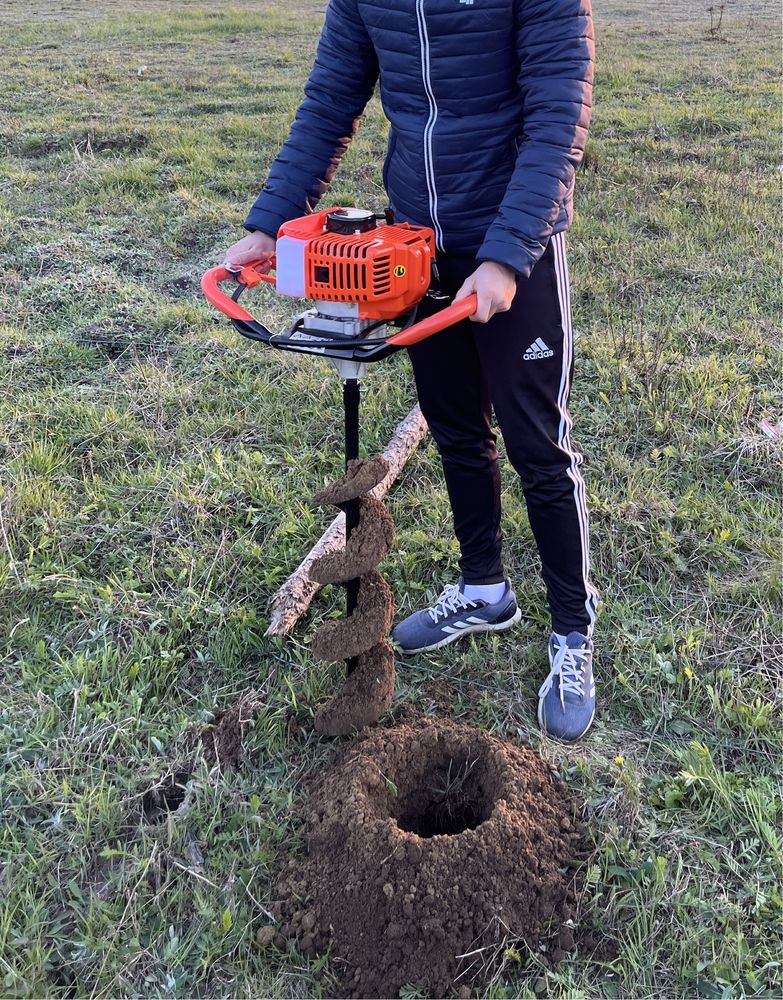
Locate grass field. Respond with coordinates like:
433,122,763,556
0,0,781,996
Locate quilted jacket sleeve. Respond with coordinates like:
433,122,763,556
476,0,594,279
244,0,379,237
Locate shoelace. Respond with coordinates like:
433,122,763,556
427,584,478,623
537,641,589,709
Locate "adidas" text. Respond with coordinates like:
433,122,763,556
523,337,554,360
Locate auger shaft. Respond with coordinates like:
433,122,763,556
343,378,361,675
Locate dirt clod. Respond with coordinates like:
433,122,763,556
310,496,394,585
280,715,584,997
312,571,394,662
314,640,395,737
201,691,261,770
256,925,276,947
420,678,455,716
312,456,389,506
558,926,575,951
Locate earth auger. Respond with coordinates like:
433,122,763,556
202,207,476,733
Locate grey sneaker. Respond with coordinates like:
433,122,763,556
392,578,521,654
537,631,596,741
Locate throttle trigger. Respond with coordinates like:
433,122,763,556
240,264,265,288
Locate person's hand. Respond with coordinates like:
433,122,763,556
223,230,276,271
453,261,518,323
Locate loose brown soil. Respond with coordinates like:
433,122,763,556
200,691,261,770
312,456,389,506
311,571,394,662
310,496,395,585
313,640,396,736
420,677,457,716
265,716,583,998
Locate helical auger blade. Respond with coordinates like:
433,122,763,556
309,457,397,736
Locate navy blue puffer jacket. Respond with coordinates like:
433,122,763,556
245,0,594,279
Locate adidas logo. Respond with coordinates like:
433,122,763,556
523,338,554,361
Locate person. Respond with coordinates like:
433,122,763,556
223,0,598,740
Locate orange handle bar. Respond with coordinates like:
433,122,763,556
387,293,478,346
200,260,478,345
200,260,276,324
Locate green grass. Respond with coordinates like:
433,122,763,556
0,1,781,997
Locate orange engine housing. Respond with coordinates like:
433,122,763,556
275,209,435,321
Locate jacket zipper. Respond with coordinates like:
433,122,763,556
415,0,445,251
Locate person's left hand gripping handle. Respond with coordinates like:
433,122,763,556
453,261,518,324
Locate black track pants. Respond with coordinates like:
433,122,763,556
407,233,599,637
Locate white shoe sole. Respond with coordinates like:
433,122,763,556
399,607,522,654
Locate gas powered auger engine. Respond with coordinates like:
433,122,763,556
202,208,476,732
202,206,475,371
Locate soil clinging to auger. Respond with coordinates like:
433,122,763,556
313,640,396,736
267,715,583,998
311,571,394,663
312,456,389,506
309,459,397,736
310,495,395,585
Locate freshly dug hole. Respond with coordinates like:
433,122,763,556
394,752,494,838
141,766,192,824
273,715,584,998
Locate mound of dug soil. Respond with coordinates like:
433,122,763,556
267,716,583,997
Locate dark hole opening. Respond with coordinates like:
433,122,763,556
395,756,493,838
141,767,191,823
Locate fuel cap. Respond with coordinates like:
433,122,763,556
326,208,377,235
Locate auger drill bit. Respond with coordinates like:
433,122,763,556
310,441,396,737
